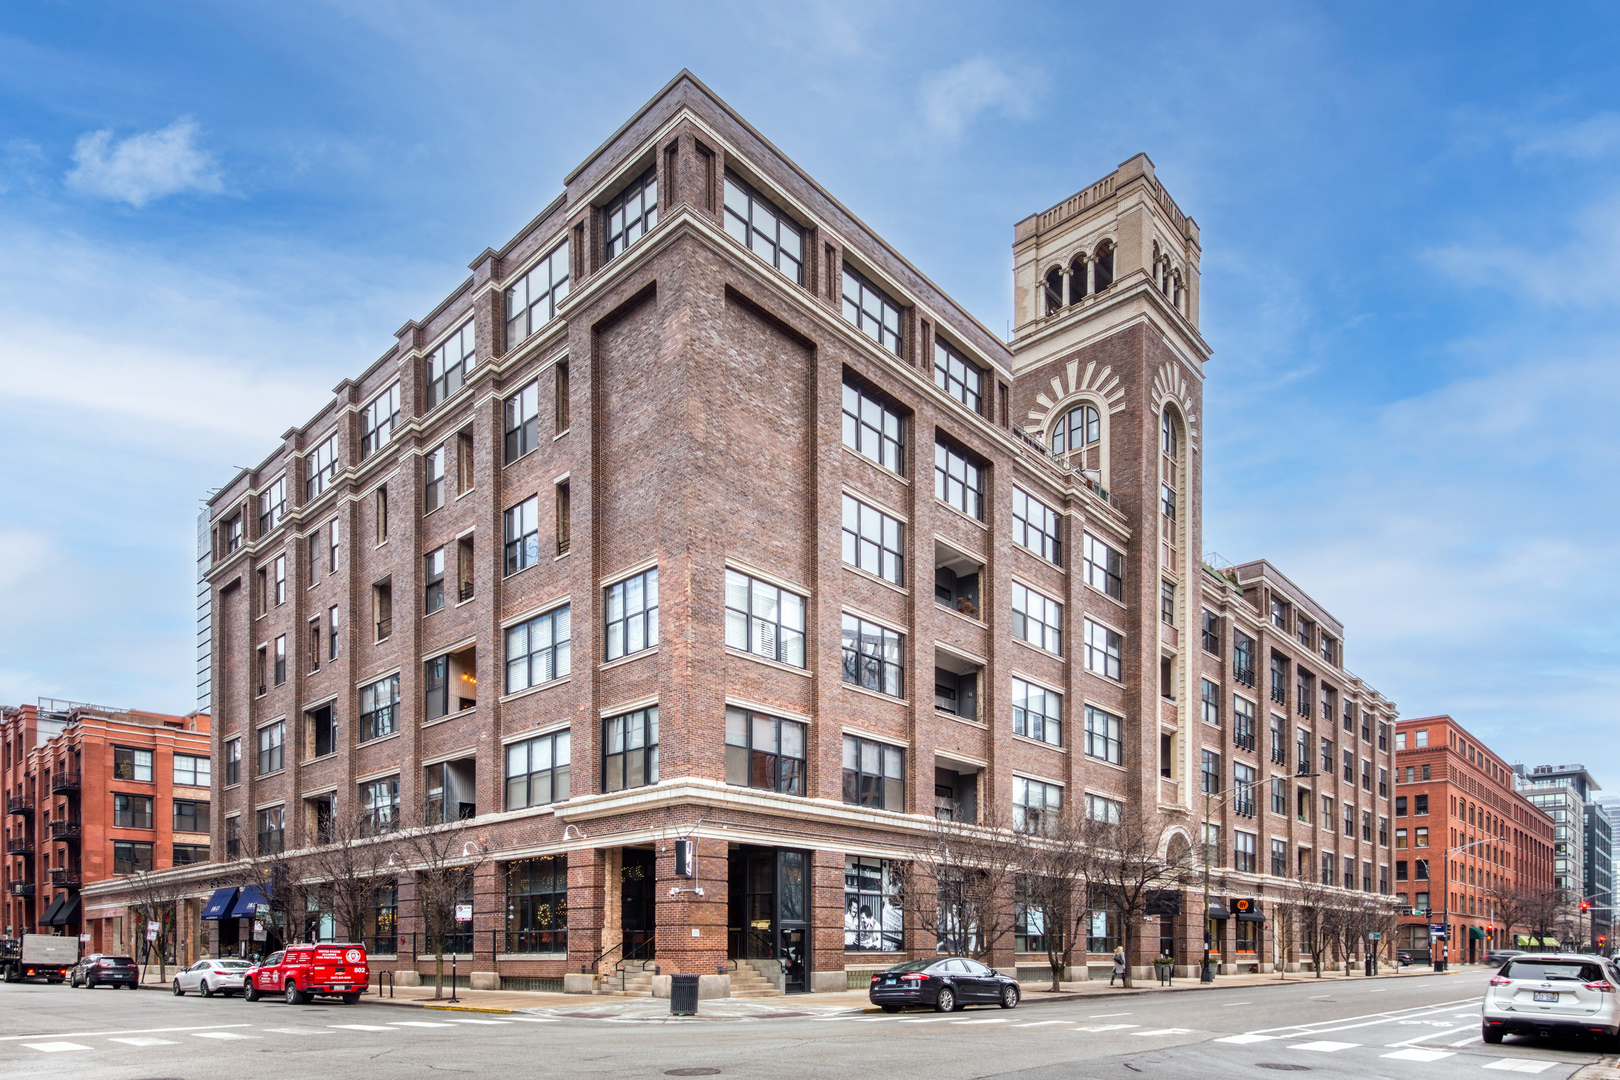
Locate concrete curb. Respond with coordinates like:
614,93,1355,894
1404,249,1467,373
360,995,516,1013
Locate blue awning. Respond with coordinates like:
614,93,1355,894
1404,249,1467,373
201,887,239,921
226,886,268,920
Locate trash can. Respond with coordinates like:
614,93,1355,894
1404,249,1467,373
670,973,700,1016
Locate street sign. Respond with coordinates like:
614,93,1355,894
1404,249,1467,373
255,903,270,917
146,920,160,934
252,920,265,941
454,904,473,922
146,928,158,942
1367,932,1382,940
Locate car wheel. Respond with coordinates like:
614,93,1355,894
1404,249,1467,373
243,980,260,1002
86,978,97,990
1481,1025,1503,1045
200,980,212,998
173,980,184,996
881,1004,901,1013
285,981,306,1006
341,993,360,1005
935,987,957,1013
1000,985,1020,1009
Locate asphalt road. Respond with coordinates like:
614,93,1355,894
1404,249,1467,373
0,970,1607,1080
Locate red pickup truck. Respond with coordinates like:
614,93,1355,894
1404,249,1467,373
242,943,368,1004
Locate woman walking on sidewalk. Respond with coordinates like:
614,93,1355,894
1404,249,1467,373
1111,947,1127,986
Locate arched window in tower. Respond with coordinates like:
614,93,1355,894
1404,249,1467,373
1093,241,1115,291
1161,407,1179,460
1067,255,1087,305
1051,402,1102,472
1043,267,1064,315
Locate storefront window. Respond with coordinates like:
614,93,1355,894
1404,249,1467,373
372,884,398,955
1086,899,1120,953
844,857,903,951
1014,879,1047,953
505,856,567,954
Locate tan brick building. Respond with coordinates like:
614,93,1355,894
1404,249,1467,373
85,73,1400,991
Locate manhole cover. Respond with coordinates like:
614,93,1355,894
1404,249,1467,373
1256,1065,1311,1072
665,1071,721,1077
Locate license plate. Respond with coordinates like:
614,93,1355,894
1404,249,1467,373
331,985,348,991
1534,991,1558,1003
885,977,896,985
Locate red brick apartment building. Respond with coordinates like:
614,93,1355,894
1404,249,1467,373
84,72,1400,991
3,701,211,954
1393,716,1554,962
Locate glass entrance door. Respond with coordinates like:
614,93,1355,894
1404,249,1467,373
621,847,655,960
726,846,809,992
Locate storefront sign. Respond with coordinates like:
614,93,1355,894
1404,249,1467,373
146,928,158,942
454,904,472,922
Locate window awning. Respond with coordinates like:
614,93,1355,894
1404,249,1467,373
39,895,65,926
226,885,268,920
1206,904,1230,920
53,895,80,927
201,887,239,921
1469,925,1486,940
1236,910,1266,923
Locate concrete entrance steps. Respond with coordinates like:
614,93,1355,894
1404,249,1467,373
619,969,655,997
729,960,781,998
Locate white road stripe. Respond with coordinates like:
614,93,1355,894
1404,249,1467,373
22,1043,90,1053
388,1021,455,1028
0,1024,252,1042
1483,1061,1556,1074
1216,1034,1278,1044
1073,1024,1138,1032
1133,1028,1195,1036
950,1019,1008,1025
1013,1021,1071,1027
1221,1001,1253,1007
502,1017,559,1023
1387,1024,1478,1048
1088,1012,1132,1017
1288,1041,1360,1052
329,1024,396,1031
266,1028,334,1034
897,1017,955,1023
1248,998,1482,1038
108,1038,179,1046
1449,1035,1483,1047
441,1019,512,1025
1385,1049,1455,1062
193,1032,260,1040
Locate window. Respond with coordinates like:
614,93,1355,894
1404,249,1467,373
934,441,984,520
1270,595,1289,629
1415,827,1429,848
1416,859,1429,881
457,537,474,602
1085,794,1123,823
841,380,904,474
1320,736,1333,774
255,808,284,854
1202,610,1221,654
258,477,286,535
504,241,570,344
271,553,286,605
725,570,806,667
504,605,572,692
425,548,445,614
375,485,389,543
113,746,153,783
1344,802,1355,837
841,614,904,697
113,840,154,875
1343,748,1354,782
555,480,571,555
1201,679,1220,726
307,704,335,759
458,431,475,491
257,720,285,775
1012,678,1061,745
1085,705,1123,765
604,166,658,261
174,754,210,786
224,514,243,553
1233,631,1256,686
1013,777,1062,834
602,707,658,791
1362,810,1373,842
725,707,806,794
1270,713,1286,765
113,793,153,829
424,447,445,512
328,605,339,660
329,520,339,572
841,266,902,355
1272,778,1287,815
1380,767,1389,796
308,532,321,587
1297,616,1314,649
306,434,338,500
373,578,392,640
1083,620,1123,680
723,172,803,283
845,856,903,951
506,730,570,809
504,381,539,462
361,777,400,835
1160,483,1176,521
1201,750,1220,794
1379,817,1389,846
554,363,569,434
359,673,400,741
605,567,659,661
273,634,286,684
843,735,904,810
174,843,209,865
1011,582,1062,653
225,739,240,785
361,384,400,459
1414,728,1429,748
1415,794,1429,815
1203,823,1222,867
1271,838,1288,876
1082,534,1123,599
1161,580,1175,625
1396,796,1408,816
505,856,568,953
1235,831,1257,873
933,339,983,413
1050,402,1100,456
842,495,904,583
174,799,210,834
504,496,539,574
1011,488,1061,564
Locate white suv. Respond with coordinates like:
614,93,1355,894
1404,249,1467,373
1483,953,1620,1046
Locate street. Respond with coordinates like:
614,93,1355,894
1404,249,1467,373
0,971,1609,1080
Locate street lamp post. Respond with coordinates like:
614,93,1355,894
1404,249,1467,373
1201,776,1268,983
1433,834,1497,972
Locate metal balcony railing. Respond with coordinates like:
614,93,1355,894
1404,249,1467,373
6,796,33,815
5,836,33,854
50,772,80,795
8,880,34,897
48,819,82,841
49,867,81,890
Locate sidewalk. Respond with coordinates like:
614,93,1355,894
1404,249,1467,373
356,963,1467,1015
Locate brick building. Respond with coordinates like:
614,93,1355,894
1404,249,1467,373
1392,716,1555,962
2,701,211,954
97,72,1400,991
1516,763,1609,952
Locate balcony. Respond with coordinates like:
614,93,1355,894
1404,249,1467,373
5,836,33,855
48,819,82,841
50,772,80,796
1234,665,1254,688
6,796,33,816
49,867,81,890
8,880,34,897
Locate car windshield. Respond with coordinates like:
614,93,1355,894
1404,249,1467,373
884,959,937,973
1505,960,1603,982
104,956,135,966
214,960,253,969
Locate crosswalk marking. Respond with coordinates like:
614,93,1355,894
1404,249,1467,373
1216,1034,1278,1044
1073,1024,1138,1032
22,1043,90,1053
1483,1061,1556,1074
108,1037,178,1046
329,1024,395,1032
897,1017,954,1023
1013,1021,1070,1027
442,1019,512,1025
388,1021,455,1028
1384,1049,1454,1063
950,1019,1008,1025
1133,1028,1194,1036
501,1017,559,1023
266,1028,333,1034
193,1032,260,1040
1288,1041,1359,1052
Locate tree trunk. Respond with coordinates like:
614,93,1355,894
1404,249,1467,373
1121,919,1133,989
434,950,444,999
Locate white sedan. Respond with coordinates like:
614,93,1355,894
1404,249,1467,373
173,958,255,997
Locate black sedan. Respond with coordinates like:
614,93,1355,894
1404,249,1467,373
1483,948,1524,967
869,957,1021,1012
69,953,139,989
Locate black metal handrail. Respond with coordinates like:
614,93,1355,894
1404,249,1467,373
50,772,81,795
48,818,82,840
49,867,81,889
1234,666,1254,687
6,796,33,815
612,938,657,991
9,880,34,896
5,836,33,854
459,583,474,602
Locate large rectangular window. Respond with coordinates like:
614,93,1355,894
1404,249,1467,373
1013,777,1062,834
425,548,446,614
258,477,286,535
724,570,806,667
1201,750,1221,794
841,495,903,584
841,266,902,355
842,735,903,810
426,321,476,409
359,673,400,741
173,754,210,787
361,777,400,835
504,496,539,574
1012,582,1062,653
113,840,154,875
113,746,153,783
257,720,285,775
1083,619,1123,680
505,605,571,692
841,380,904,474
603,707,658,792
1082,534,1123,599
1012,678,1061,746
225,739,240,785
424,446,445,513
1234,832,1257,874
933,339,983,414
1233,695,1257,751
504,381,539,462
361,384,400,459
113,793,153,829
841,614,904,697
305,434,338,500
505,856,568,953
1012,488,1062,564
1084,706,1122,764
845,857,903,951
723,172,803,283
504,241,570,344
505,730,570,809
604,167,658,262
605,568,659,661
1234,631,1256,686
1201,679,1220,726
724,707,806,795
934,441,984,520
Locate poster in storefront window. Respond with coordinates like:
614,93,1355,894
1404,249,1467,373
845,856,903,950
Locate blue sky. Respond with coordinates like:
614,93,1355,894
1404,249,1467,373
1,3,1616,780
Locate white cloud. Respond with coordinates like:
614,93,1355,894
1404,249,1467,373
1513,111,1620,161
1422,190,1620,308
919,56,1033,140
65,116,223,207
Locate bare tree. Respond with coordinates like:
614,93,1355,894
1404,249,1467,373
1483,882,1534,952
901,805,1024,964
1291,874,1335,977
1015,810,1094,991
394,822,489,999
122,870,190,984
1084,805,1199,989
229,829,304,957
304,809,399,945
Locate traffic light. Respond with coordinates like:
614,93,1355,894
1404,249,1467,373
1582,900,1591,912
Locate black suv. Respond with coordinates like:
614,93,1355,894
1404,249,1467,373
69,954,139,989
